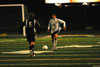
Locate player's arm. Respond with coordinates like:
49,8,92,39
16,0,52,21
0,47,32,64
35,20,40,35
22,19,29,28
59,19,66,31
48,21,51,33
19,19,27,33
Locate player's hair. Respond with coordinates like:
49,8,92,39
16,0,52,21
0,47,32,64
30,11,35,14
30,12,35,16
52,14,57,16
29,11,35,19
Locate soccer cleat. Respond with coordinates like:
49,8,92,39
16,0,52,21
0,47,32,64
30,50,35,57
30,50,32,57
30,53,35,57
33,54,35,57
32,51,35,57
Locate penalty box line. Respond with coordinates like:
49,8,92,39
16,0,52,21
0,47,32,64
1,45,100,54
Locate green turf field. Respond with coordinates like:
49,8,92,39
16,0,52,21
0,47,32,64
0,35,100,67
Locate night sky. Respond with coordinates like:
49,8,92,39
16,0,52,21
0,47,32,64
0,0,100,33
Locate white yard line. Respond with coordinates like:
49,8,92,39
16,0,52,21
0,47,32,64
57,45,93,48
1,45,98,54
2,50,53,54
97,42,100,43
45,35,95,38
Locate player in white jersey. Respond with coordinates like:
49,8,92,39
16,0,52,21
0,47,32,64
48,14,66,49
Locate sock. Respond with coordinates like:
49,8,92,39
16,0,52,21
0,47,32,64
52,40,55,48
29,45,35,51
55,39,57,48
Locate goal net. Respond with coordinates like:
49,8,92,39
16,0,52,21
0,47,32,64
0,4,28,36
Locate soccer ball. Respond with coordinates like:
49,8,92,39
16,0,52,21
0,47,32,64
42,45,48,50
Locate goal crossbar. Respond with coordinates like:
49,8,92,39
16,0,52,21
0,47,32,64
0,4,26,36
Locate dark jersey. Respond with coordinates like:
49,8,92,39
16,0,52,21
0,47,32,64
26,19,35,29
23,18,40,42
24,18,40,34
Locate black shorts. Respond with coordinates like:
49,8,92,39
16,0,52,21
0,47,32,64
26,29,35,42
51,31,59,39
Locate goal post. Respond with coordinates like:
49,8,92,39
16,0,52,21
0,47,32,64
0,4,28,36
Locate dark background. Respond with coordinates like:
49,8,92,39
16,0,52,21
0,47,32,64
0,0,100,34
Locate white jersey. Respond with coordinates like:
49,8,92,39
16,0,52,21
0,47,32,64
48,18,66,34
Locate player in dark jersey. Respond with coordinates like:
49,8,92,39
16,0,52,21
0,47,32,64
23,12,40,57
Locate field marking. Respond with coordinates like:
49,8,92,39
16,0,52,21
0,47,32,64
2,50,53,54
57,45,94,48
57,45,100,49
1,45,100,54
53,51,100,53
46,35,95,38
0,63,100,66
97,42,100,43
0,58,100,61
1,45,99,49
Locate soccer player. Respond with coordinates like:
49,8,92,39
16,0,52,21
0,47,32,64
23,12,40,57
48,14,66,49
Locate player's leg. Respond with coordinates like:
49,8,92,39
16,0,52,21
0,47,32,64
30,41,35,57
26,30,36,57
29,34,36,57
29,42,35,52
51,33,55,49
29,41,35,57
54,33,58,49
